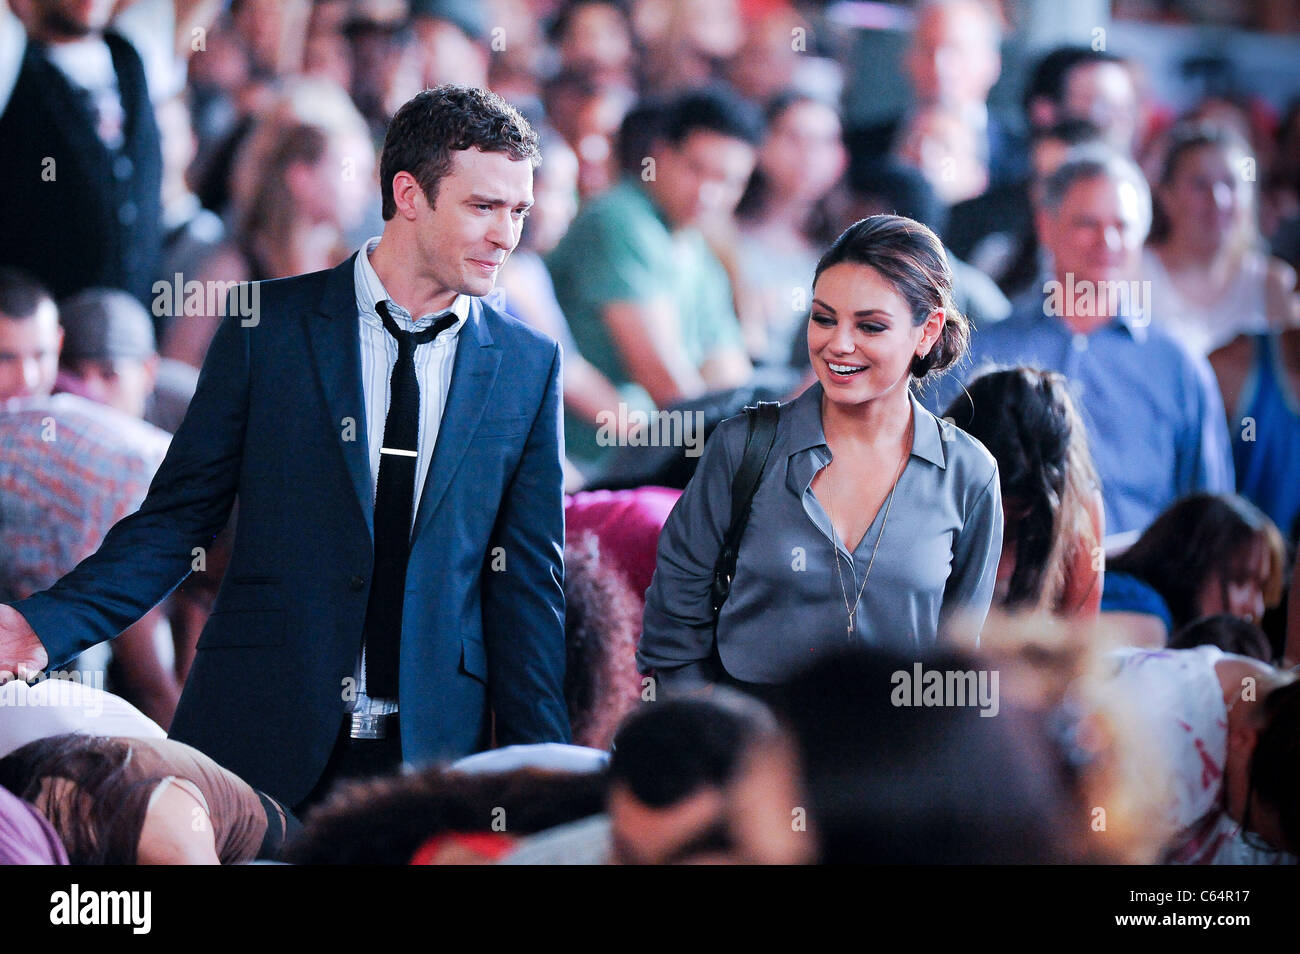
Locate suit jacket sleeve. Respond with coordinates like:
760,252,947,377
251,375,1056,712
481,340,571,744
8,304,250,667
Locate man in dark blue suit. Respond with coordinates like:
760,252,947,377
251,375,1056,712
0,85,570,811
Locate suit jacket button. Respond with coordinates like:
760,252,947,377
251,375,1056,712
349,575,366,591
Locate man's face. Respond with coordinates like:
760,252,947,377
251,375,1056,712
1063,62,1139,155
905,0,1001,108
607,781,729,865
1038,174,1148,290
29,0,115,39
412,148,535,300
0,302,62,400
64,356,156,419
650,130,756,229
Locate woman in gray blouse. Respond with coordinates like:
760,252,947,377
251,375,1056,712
639,215,1003,693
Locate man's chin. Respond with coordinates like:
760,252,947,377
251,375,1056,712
44,13,99,39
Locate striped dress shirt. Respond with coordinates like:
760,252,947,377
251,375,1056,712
351,236,471,714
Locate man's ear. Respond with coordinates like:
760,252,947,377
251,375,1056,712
388,170,427,219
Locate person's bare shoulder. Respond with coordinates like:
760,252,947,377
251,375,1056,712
1208,334,1254,418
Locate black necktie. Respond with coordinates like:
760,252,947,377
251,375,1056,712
362,299,458,698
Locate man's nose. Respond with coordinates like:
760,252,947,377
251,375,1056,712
1212,182,1234,213
19,358,42,394
488,211,515,249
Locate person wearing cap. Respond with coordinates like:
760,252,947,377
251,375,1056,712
57,287,199,434
57,287,159,420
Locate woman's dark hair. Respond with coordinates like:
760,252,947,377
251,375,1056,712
813,214,969,380
945,368,1099,613
1109,493,1286,631
379,84,540,220
284,765,608,864
735,89,842,246
778,647,1072,863
1249,679,1300,853
1169,613,1273,661
564,532,642,749
0,734,165,865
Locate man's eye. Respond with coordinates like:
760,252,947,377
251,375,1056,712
474,204,492,212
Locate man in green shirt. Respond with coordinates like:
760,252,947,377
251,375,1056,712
547,87,761,470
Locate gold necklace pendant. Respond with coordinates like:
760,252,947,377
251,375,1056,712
824,414,913,640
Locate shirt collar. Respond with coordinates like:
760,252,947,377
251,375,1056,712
354,236,471,333
784,380,948,469
1026,286,1150,343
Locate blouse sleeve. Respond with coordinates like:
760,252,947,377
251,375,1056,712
939,468,1003,641
637,416,744,693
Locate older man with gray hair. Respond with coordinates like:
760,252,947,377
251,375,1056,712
927,146,1233,543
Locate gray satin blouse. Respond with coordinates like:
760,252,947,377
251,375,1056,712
639,381,1003,690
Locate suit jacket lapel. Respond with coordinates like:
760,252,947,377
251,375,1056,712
305,253,375,539
412,298,501,539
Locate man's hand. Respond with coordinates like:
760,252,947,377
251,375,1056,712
0,603,48,683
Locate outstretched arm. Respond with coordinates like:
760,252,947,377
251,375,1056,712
3,306,251,671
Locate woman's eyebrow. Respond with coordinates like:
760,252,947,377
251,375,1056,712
811,299,893,319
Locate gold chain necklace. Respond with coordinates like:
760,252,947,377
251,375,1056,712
823,414,913,639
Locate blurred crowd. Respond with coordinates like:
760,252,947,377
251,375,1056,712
1,0,1300,865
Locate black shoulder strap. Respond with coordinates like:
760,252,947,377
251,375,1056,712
710,401,781,616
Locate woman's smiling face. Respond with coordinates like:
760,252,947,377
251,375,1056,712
807,262,942,408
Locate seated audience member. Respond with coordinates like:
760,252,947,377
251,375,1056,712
1102,493,1286,647
1171,614,1274,663
1096,646,1299,863
546,86,759,472
1211,326,1300,546
284,765,607,865
562,532,643,750
0,785,67,865
0,734,298,864
0,293,181,727
164,79,376,369
549,0,634,88
733,91,848,367
1022,46,1140,157
541,68,636,201
726,647,1074,864
844,0,1026,193
497,130,628,463
846,162,1010,331
56,287,197,434
155,91,228,347
0,679,166,758
0,267,61,401
505,691,776,865
944,368,1104,618
1142,123,1299,356
926,146,1234,540
946,119,1104,299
